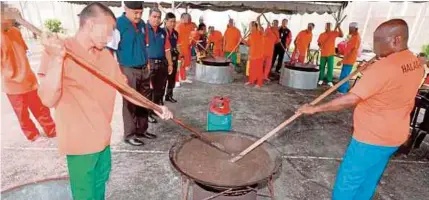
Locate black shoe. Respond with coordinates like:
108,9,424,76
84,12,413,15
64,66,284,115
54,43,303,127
139,132,157,139
166,96,177,103
275,70,280,74
124,138,145,146
148,114,158,123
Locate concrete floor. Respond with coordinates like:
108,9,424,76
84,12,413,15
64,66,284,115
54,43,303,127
1,42,428,200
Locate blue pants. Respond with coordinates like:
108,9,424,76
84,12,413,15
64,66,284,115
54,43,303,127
332,138,398,200
337,64,353,94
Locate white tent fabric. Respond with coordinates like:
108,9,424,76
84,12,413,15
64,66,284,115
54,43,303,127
64,1,346,15
183,1,346,15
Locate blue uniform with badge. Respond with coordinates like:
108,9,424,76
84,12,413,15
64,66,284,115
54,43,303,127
115,13,152,140
145,23,169,105
165,28,179,100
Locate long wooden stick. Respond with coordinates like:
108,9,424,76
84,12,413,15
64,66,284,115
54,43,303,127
230,56,378,162
14,15,231,155
225,29,250,60
225,12,264,60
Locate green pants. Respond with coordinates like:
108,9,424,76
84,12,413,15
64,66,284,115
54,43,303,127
319,56,334,82
224,52,238,69
67,146,111,200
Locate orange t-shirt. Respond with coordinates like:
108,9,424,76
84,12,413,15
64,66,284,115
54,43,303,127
350,50,424,146
263,27,277,57
318,31,341,57
343,33,361,65
270,26,280,42
223,26,242,52
295,30,313,55
1,27,38,95
247,30,264,59
208,30,223,51
38,38,128,155
176,23,195,51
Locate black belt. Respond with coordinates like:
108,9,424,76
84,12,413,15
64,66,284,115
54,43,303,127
123,64,146,69
149,59,165,64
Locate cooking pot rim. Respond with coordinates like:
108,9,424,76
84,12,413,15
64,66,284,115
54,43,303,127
200,57,232,66
168,131,282,189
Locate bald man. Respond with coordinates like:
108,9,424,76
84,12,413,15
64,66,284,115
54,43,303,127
224,18,242,70
36,3,173,199
297,19,424,199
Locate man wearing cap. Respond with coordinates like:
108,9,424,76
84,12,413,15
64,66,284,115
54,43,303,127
298,19,423,200
145,7,173,108
337,22,361,94
223,18,242,71
115,1,155,146
318,22,343,87
272,19,292,73
292,23,314,63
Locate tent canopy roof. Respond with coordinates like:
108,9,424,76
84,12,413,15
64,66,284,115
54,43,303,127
65,1,347,15
181,1,347,15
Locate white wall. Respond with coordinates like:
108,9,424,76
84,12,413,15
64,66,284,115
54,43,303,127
7,1,429,52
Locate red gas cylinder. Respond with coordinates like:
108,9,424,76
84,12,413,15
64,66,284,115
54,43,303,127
337,41,347,55
209,96,231,115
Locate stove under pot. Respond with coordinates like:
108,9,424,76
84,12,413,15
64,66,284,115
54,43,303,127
193,182,257,200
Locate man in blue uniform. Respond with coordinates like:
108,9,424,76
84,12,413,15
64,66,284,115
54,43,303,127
115,1,156,146
146,7,173,111
164,12,179,103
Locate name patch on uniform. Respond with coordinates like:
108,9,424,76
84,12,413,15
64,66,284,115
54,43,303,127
401,60,421,74
142,27,145,34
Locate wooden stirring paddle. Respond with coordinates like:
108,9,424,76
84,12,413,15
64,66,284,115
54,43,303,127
230,56,378,162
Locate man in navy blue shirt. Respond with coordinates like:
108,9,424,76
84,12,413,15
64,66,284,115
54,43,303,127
114,1,156,146
163,12,179,103
146,7,173,115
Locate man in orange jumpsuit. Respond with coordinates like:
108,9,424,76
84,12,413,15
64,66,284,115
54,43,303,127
243,18,265,88
292,23,314,63
263,23,279,81
176,13,194,84
1,5,56,141
207,26,223,57
223,18,242,71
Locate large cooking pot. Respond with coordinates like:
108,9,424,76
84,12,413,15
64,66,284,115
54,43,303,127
200,56,231,67
169,131,282,190
284,62,319,72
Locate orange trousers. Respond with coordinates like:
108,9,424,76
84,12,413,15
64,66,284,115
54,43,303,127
179,46,192,81
7,89,56,140
263,55,273,79
248,58,264,86
212,48,223,57
291,50,306,63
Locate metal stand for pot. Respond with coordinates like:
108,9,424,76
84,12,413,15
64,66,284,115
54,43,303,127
181,176,275,200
